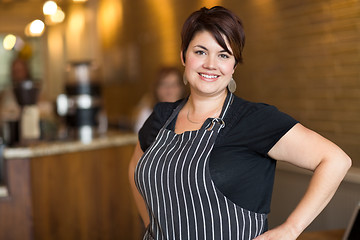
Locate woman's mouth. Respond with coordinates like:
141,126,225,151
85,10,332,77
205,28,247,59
199,73,219,82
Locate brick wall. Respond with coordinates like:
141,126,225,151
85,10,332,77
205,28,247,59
228,0,360,167
101,0,359,167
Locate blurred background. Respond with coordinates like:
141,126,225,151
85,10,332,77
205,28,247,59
0,0,359,239
1,0,359,166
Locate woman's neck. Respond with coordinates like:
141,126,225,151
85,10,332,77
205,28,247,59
186,90,228,121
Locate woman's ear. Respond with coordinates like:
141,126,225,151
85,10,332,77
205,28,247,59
180,51,186,66
232,63,237,73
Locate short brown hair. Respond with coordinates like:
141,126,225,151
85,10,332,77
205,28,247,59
181,6,245,66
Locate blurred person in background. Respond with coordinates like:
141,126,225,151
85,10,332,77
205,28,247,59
0,57,30,121
0,57,30,145
133,66,186,133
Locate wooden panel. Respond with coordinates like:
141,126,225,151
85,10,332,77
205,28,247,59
30,144,143,240
0,158,33,240
298,229,345,240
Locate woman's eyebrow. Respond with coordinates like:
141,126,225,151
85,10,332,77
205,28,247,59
194,45,233,55
194,45,207,50
220,49,233,55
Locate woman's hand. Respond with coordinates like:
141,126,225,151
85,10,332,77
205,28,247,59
265,123,351,237
253,223,299,240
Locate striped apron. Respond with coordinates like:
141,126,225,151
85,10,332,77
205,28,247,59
135,93,267,240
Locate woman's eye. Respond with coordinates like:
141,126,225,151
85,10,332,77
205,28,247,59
219,54,229,59
195,50,206,55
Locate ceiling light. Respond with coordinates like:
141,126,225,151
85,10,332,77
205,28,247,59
3,34,17,50
50,7,65,23
43,1,58,15
25,20,45,37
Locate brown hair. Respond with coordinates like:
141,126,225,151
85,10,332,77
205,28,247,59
181,6,245,66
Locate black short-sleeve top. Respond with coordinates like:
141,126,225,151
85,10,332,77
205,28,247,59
139,95,298,214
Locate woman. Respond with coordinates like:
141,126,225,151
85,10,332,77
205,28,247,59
133,66,186,133
129,6,351,240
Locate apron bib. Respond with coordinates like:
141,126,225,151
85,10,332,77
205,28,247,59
135,93,267,240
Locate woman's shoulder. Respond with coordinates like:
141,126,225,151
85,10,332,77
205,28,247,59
223,94,298,135
153,98,184,122
138,99,184,152
229,95,278,117
219,94,298,152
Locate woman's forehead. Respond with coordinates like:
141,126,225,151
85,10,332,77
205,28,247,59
190,30,233,53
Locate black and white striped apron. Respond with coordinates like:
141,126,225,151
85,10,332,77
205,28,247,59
135,93,267,240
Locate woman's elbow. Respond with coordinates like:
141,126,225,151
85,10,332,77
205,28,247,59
342,154,352,172
331,149,352,175
319,145,352,178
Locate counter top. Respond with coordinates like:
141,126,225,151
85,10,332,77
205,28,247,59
3,132,138,159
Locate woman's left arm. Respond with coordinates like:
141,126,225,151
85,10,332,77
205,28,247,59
255,123,352,240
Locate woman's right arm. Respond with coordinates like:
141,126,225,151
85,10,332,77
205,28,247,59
128,141,150,227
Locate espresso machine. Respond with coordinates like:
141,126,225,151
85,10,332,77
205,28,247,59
56,61,106,143
13,79,41,144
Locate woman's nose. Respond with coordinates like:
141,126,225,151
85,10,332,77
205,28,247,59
203,56,216,69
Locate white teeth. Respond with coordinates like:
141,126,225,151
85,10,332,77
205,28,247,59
201,74,218,79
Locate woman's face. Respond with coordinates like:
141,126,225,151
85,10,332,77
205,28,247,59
156,72,184,102
182,30,236,97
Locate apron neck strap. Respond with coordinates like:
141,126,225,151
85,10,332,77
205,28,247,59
162,92,234,130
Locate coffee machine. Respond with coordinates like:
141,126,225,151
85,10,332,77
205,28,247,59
56,61,106,143
13,79,41,144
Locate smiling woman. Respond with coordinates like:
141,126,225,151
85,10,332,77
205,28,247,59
128,6,351,240
181,31,235,99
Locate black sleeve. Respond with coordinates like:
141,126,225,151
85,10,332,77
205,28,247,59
220,102,299,156
241,104,298,155
138,101,180,152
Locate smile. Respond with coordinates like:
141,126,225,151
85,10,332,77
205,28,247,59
199,73,219,81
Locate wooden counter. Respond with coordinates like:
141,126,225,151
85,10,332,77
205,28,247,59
0,132,143,240
2,132,138,159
